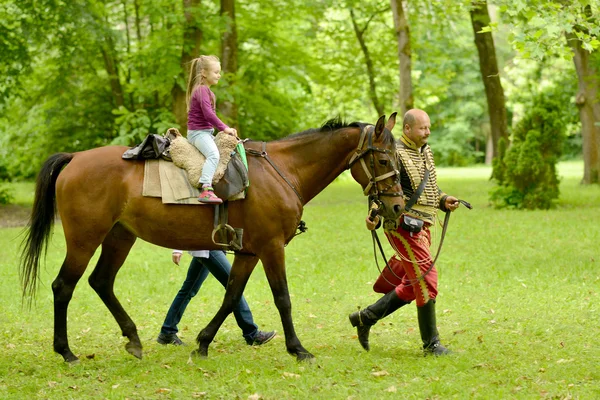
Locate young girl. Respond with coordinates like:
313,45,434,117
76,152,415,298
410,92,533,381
186,55,238,204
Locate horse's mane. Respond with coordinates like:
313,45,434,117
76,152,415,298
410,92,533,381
278,117,361,141
272,116,396,146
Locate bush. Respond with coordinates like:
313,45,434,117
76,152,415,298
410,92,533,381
490,92,566,209
0,186,13,205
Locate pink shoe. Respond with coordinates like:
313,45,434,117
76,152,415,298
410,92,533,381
198,187,223,204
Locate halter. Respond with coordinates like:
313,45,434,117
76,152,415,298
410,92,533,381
347,125,403,201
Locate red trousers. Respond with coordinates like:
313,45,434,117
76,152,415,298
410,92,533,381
373,219,438,307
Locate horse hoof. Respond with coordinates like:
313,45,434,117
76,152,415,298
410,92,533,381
66,357,80,365
188,349,207,364
62,352,79,364
125,342,143,359
296,351,316,362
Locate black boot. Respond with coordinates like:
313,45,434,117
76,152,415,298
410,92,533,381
349,290,408,351
417,300,451,356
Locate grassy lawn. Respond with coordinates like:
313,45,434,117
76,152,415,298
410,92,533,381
0,162,598,399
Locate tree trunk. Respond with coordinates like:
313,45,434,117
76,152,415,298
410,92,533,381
220,0,239,131
172,0,203,134
100,34,125,109
390,0,413,115
350,9,384,116
470,0,508,161
567,33,600,184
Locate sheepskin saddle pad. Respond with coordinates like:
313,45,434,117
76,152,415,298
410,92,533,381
141,128,248,204
165,127,239,187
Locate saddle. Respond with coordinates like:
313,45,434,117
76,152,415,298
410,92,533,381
164,128,249,201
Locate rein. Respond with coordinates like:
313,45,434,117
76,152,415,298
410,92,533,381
372,199,472,287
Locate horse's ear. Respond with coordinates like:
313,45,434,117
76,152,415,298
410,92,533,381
374,115,386,138
385,112,397,132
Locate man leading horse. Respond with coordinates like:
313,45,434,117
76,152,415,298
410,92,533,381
349,108,463,356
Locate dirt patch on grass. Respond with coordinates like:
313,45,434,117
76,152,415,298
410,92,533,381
0,205,32,228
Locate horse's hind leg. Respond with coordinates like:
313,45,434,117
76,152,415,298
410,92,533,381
195,254,259,358
87,223,141,359
52,246,98,363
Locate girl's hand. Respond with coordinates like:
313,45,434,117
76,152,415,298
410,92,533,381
172,252,182,266
224,127,238,137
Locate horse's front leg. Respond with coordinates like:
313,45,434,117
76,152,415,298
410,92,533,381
192,254,259,359
261,246,314,361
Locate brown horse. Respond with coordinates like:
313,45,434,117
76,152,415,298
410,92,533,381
20,114,404,363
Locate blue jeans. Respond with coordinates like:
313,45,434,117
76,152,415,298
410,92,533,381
160,250,259,342
188,129,219,185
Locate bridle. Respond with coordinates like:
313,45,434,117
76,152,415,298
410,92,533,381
347,125,403,203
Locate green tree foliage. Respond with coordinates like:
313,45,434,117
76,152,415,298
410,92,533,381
0,0,589,185
491,90,568,209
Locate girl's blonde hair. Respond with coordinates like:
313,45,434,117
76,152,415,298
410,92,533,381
185,55,220,111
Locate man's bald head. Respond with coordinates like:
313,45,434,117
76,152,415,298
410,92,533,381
402,109,431,148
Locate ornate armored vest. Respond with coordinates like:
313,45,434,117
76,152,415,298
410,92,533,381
396,135,445,224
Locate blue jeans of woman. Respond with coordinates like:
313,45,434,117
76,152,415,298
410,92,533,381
187,129,219,186
160,250,259,342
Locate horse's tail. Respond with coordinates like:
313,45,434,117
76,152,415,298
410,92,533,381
20,152,74,303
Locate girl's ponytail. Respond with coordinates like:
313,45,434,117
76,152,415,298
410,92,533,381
185,55,220,111
185,58,200,111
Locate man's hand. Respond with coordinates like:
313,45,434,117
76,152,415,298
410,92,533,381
445,196,460,212
365,215,380,230
172,252,182,266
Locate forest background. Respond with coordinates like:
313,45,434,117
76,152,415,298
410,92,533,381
1,0,599,193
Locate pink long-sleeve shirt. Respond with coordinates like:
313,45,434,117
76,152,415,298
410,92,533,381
187,85,229,132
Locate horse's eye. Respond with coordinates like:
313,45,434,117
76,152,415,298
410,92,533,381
378,159,388,166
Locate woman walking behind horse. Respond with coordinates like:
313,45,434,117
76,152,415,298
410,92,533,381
186,55,238,204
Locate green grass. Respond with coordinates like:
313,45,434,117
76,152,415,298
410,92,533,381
1,162,599,399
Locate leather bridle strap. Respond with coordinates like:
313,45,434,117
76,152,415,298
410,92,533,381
348,126,401,198
246,141,304,203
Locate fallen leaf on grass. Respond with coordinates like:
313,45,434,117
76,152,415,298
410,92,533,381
191,392,207,398
162,364,171,369
556,359,574,364
372,370,389,377
248,394,261,400
86,353,95,359
112,384,120,389
48,381,58,387
385,386,397,392
156,388,171,394
6,344,16,349
283,372,301,379
69,385,78,390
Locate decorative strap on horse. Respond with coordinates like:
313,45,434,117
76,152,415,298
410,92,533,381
246,142,304,203
348,125,401,198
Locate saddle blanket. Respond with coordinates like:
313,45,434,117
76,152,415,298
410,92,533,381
143,159,202,205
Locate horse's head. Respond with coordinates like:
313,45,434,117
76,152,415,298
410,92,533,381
348,113,405,221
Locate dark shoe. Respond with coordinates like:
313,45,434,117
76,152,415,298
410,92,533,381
417,300,451,356
247,330,276,346
424,340,451,356
157,333,186,346
348,290,409,351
